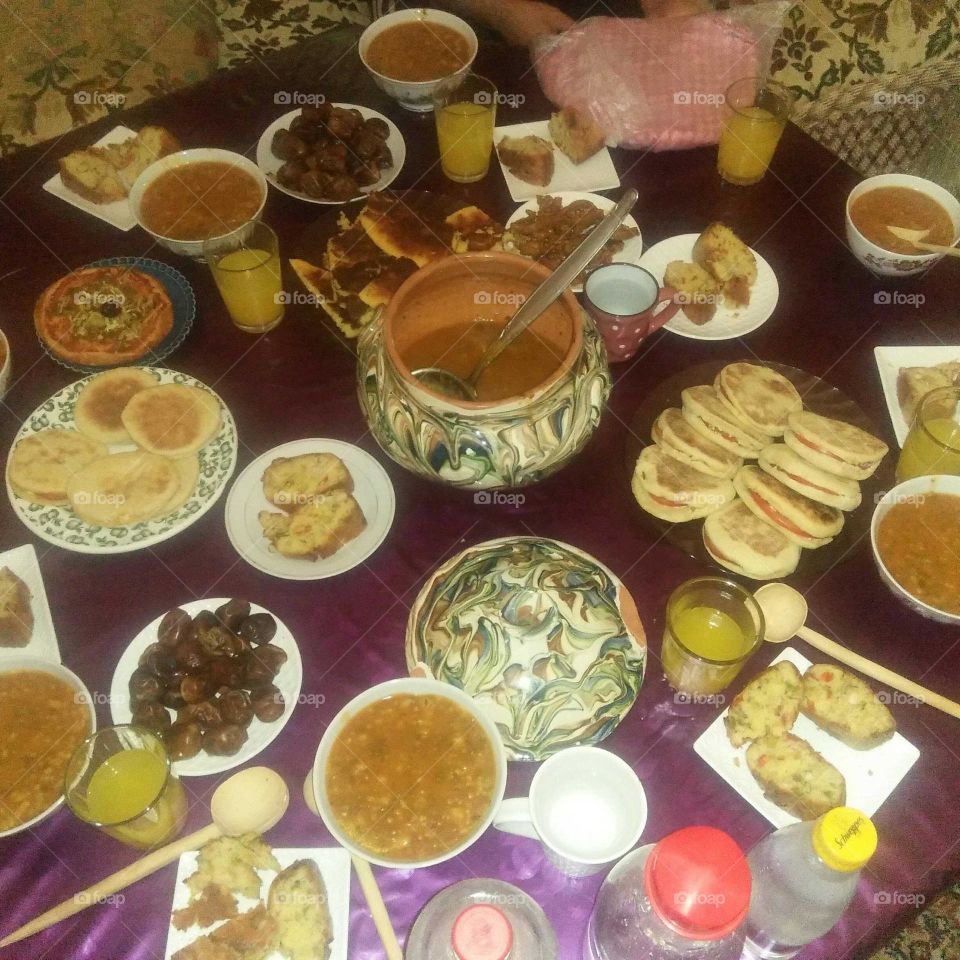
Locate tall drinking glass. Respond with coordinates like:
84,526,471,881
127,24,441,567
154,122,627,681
717,77,796,186
434,73,497,183
204,220,284,333
896,385,960,481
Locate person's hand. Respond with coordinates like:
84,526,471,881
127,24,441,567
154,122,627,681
493,1,574,45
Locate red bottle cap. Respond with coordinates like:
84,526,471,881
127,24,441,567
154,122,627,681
452,904,514,960
644,826,751,941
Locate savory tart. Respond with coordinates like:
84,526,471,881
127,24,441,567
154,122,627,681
34,266,174,367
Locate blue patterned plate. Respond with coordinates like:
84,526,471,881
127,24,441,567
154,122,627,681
37,257,195,374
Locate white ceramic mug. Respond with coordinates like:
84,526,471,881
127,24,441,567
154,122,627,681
493,746,647,877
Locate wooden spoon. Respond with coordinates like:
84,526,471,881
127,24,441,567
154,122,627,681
754,582,960,720
886,225,960,258
0,766,289,948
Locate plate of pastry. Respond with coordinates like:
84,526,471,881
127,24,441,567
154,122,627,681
5,368,236,554
225,438,395,580
494,109,620,201
873,346,960,446
694,647,919,828
0,544,60,663
164,834,350,960
637,224,778,340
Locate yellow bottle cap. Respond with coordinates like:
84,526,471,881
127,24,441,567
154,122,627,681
812,807,877,872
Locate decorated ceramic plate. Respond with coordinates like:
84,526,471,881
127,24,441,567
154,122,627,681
637,233,778,341
406,536,647,760
256,105,405,204
110,598,302,777
37,257,196,374
5,368,237,554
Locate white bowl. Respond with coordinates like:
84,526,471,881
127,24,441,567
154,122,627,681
129,148,267,258
845,173,960,277
359,9,477,112
0,655,96,838
311,677,507,868
870,473,960,624
0,328,10,399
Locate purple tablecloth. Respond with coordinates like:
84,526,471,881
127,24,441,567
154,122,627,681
1,28,959,960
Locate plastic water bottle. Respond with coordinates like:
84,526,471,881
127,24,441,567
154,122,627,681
740,807,877,959
406,879,557,960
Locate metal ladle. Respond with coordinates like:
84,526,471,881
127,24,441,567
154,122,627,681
413,187,639,401
753,582,960,720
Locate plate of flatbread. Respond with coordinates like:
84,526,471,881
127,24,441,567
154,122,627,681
5,368,237,554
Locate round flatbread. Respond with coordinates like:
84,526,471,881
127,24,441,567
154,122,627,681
121,384,221,458
164,455,200,515
8,429,107,505
714,363,803,437
34,266,173,367
74,368,160,444
67,451,180,526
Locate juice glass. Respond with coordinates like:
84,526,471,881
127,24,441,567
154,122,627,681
204,220,284,333
896,385,960,481
661,577,764,698
65,725,188,849
434,73,496,183
717,77,796,186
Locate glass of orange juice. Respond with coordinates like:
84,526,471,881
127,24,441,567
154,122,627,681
64,725,188,849
661,577,764,698
896,385,960,481
434,73,497,183
717,77,796,186
204,220,284,333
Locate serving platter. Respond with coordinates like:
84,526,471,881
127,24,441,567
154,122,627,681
5,368,237,555
0,544,60,664
493,119,620,202
164,846,350,960
42,125,139,230
110,598,302,777
224,438,395,580
874,345,960,446
37,257,195,374
624,359,892,577
256,104,405,204
637,233,779,341
694,647,919,828
505,191,643,293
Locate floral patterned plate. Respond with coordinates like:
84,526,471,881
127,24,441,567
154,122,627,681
5,368,237,554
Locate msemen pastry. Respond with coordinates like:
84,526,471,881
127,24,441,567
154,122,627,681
74,367,159,444
733,465,844,550
714,362,803,438
8,429,107,505
631,444,735,522
652,407,742,479
122,383,221,458
801,664,896,749
268,859,333,960
746,732,846,820
67,451,181,526
758,444,861,511
725,661,802,748
702,499,801,580
783,410,888,480
681,385,767,457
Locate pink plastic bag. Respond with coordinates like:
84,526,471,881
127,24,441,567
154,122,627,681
533,5,789,151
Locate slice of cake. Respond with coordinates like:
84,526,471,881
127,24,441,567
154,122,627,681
801,664,896,749
268,859,333,960
262,453,353,511
664,261,722,325
692,222,757,307
725,661,802,748
259,491,366,560
496,135,554,186
548,107,605,163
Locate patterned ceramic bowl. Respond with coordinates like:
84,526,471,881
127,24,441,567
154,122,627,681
357,253,611,490
405,536,647,760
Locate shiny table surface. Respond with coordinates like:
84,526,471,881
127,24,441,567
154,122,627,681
1,27,958,960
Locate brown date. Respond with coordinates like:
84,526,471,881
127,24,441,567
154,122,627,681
218,689,254,728
215,599,251,633
239,613,277,646
203,723,248,756
250,685,285,723
166,722,203,761
158,608,191,648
